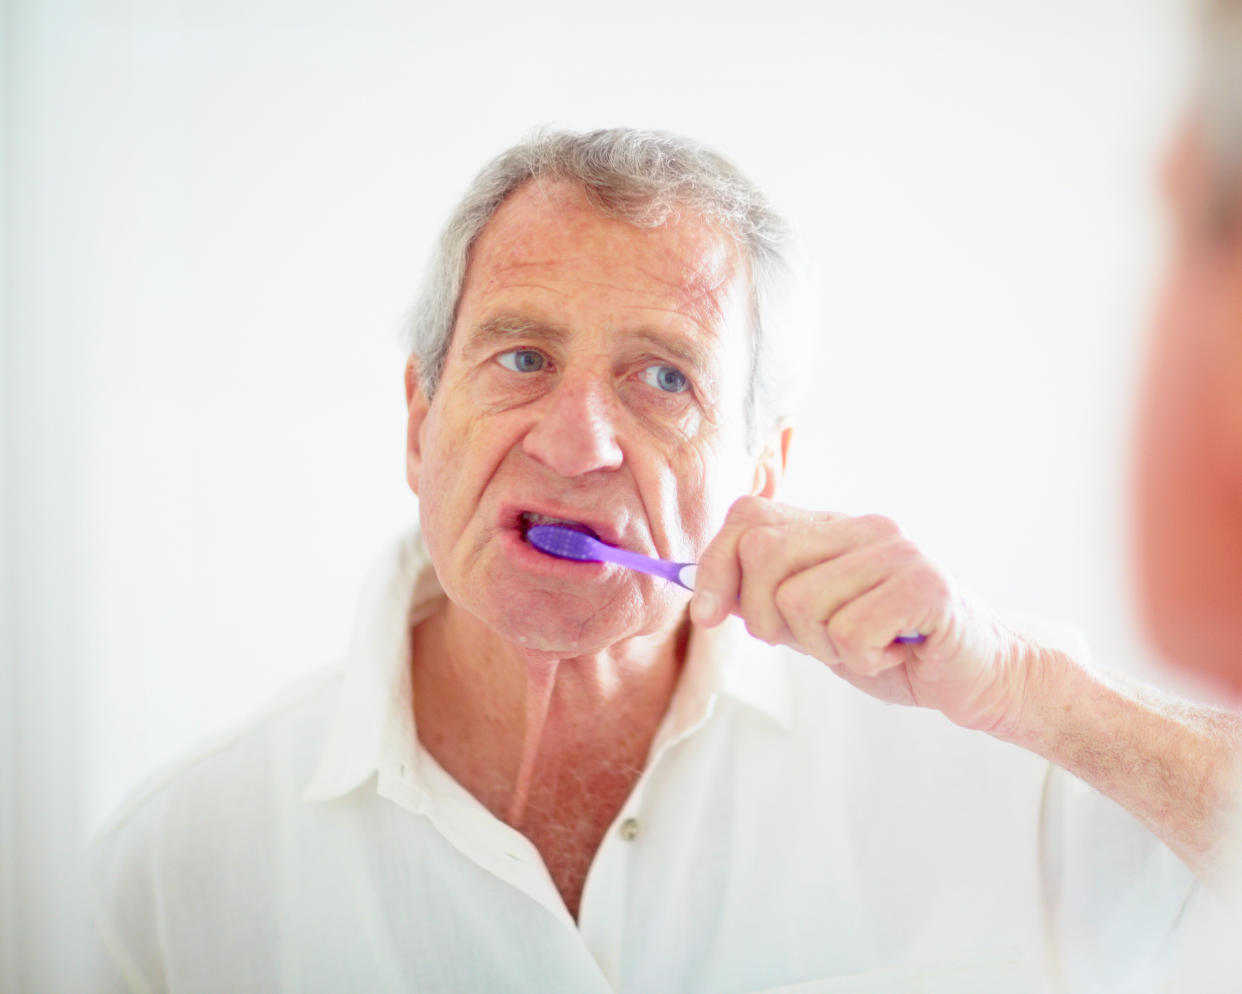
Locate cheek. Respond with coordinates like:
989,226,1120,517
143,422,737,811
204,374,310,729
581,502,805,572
416,407,454,497
414,403,494,553
413,417,456,562
676,447,716,542
618,383,703,445
662,434,755,554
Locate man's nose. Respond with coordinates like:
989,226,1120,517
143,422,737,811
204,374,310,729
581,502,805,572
522,373,624,477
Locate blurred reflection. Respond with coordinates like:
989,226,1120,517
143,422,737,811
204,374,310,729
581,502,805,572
1134,0,1242,701
1132,1,1242,985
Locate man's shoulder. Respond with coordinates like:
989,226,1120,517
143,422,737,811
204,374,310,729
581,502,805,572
92,667,343,858
87,668,348,990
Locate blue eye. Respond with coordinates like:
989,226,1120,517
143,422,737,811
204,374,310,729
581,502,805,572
639,363,689,394
497,349,545,373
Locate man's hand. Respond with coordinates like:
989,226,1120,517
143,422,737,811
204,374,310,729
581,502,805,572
689,496,1038,736
688,497,1242,875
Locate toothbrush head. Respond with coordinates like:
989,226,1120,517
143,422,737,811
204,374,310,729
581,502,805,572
526,524,607,562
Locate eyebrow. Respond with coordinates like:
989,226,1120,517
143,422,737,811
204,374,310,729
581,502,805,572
466,315,572,352
627,329,715,377
467,313,717,376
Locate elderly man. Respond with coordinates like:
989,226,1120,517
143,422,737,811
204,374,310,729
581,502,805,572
93,128,1239,992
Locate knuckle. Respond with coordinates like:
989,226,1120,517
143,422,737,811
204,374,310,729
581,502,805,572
736,525,778,571
743,615,780,646
861,513,901,539
858,651,889,677
907,560,950,602
773,580,810,626
736,529,762,569
728,494,769,525
831,633,883,675
826,615,865,656
927,571,952,604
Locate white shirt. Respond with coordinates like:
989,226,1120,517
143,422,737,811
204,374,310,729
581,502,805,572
90,530,1198,993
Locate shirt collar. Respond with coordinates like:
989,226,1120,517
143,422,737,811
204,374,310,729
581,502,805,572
303,527,790,805
302,528,440,803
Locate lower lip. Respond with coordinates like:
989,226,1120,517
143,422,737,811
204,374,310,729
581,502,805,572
501,528,611,579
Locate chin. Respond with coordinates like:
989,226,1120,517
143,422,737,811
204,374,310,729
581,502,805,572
483,584,678,657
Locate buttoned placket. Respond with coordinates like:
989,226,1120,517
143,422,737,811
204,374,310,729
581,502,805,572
575,683,722,989
375,684,588,936
575,773,652,986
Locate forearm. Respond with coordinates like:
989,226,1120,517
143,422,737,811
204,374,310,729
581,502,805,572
1005,646,1242,875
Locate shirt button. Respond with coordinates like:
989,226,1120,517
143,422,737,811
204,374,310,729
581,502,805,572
619,817,640,841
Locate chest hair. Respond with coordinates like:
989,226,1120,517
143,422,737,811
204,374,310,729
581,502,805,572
516,753,646,919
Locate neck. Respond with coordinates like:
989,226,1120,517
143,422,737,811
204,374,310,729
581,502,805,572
410,598,688,827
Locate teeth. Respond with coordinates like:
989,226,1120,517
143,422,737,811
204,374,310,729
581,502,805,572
523,513,579,527
520,512,599,538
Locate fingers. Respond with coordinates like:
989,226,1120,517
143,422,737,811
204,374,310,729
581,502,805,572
691,498,947,673
737,528,889,646
807,563,946,673
689,496,837,628
772,547,920,664
687,499,1021,731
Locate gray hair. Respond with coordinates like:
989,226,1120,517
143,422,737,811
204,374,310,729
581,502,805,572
404,128,805,452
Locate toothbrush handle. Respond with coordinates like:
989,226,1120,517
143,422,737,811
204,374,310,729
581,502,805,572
601,545,696,590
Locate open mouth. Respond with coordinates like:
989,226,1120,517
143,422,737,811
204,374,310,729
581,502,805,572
518,512,601,542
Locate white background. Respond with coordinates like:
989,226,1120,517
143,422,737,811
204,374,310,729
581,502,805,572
3,0,1223,985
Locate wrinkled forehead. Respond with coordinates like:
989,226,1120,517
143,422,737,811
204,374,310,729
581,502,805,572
465,177,752,330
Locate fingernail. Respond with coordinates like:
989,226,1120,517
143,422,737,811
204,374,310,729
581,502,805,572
691,591,719,626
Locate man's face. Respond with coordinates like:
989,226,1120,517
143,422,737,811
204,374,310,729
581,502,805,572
406,179,768,654
1134,120,1242,695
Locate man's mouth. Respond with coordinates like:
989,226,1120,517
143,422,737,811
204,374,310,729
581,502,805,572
518,512,601,542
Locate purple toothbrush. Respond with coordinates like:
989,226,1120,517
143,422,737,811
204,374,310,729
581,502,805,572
526,525,697,591
525,523,925,644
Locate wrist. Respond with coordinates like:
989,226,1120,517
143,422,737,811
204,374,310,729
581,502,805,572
987,637,1072,749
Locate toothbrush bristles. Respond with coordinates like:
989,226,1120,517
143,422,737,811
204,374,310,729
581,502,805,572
527,525,603,562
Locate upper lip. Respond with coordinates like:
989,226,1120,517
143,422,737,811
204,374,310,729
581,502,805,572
501,502,626,547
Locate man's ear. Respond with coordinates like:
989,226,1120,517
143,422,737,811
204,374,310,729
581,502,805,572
404,357,431,497
751,422,794,499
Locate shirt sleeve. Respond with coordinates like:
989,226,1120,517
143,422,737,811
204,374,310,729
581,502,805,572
87,799,169,994
1039,762,1198,992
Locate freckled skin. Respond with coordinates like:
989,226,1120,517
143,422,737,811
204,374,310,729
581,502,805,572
407,178,759,657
